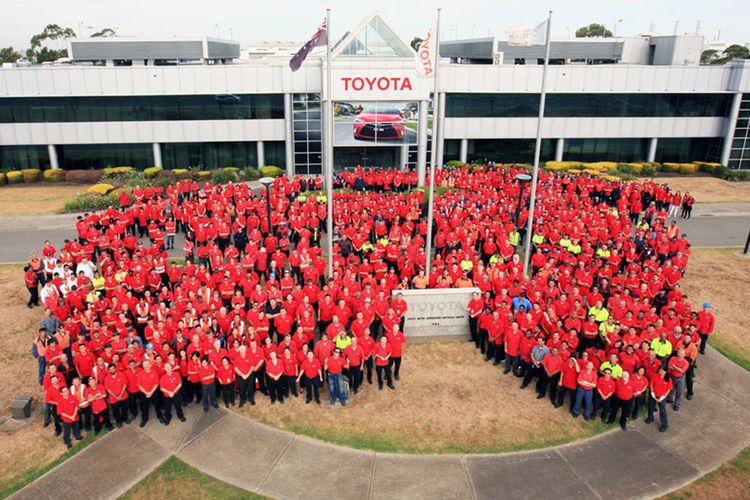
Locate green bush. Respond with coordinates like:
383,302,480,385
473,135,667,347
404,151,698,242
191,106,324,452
223,167,240,174
21,168,41,183
153,170,178,186
662,163,680,173
714,166,749,182
640,165,658,177
196,171,212,180
64,193,119,212
211,169,237,184
143,166,163,178
102,166,135,176
259,165,284,178
6,171,23,184
172,169,191,179
0,172,6,185
679,163,699,175
87,183,115,195
446,160,465,167
243,167,260,180
43,169,66,182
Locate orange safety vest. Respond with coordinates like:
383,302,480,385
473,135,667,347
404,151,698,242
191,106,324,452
33,337,47,357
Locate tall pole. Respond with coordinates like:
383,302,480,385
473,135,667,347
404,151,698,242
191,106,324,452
424,8,441,282
325,8,334,278
522,11,553,279
265,184,272,236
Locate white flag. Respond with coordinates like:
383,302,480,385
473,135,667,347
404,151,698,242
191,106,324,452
414,23,437,78
506,20,548,47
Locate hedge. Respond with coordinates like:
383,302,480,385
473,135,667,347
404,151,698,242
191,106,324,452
0,173,6,185
211,169,236,184
259,165,284,178
43,169,66,182
243,167,260,180
446,160,465,167
64,193,119,212
662,163,681,173
87,183,115,195
102,166,135,176
22,169,41,183
172,169,190,179
679,163,700,175
196,171,212,180
6,171,23,184
143,166,163,178
223,167,240,174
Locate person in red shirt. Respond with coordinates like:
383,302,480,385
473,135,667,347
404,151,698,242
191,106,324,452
608,371,634,430
104,364,128,427
374,335,395,390
344,337,364,394
265,351,285,404
667,348,689,411
44,374,62,435
297,350,323,404
697,303,715,355
466,292,483,347
137,359,165,426
199,357,219,413
281,347,299,398
572,361,598,419
629,366,649,420
594,368,616,422
325,348,347,405
56,386,82,448
87,377,113,434
646,366,673,432
232,345,255,407
538,347,562,403
385,324,406,381
74,344,96,383
216,356,236,407
160,363,186,424
555,356,580,409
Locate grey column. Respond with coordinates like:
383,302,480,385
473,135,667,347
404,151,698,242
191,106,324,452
647,138,658,162
47,144,60,170
459,138,468,163
721,92,742,166
400,145,409,171
152,142,162,168
436,92,446,167
555,138,564,161
257,140,265,169
416,100,428,186
284,93,294,178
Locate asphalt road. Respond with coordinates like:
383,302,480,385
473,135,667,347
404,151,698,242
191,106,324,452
334,121,418,146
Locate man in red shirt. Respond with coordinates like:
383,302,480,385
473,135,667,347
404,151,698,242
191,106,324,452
298,351,323,404
233,345,255,407
608,371,634,431
466,292,483,347
555,356,580,409
160,363,186,424
325,348,347,406
88,377,113,434
374,335,395,390
503,322,522,376
538,347,562,403
646,366,673,432
667,348,689,411
385,324,406,381
697,303,715,355
104,364,128,427
56,386,81,448
137,359,165,427
199,357,219,413
344,337,364,394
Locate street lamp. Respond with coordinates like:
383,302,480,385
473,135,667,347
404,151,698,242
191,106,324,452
259,177,274,236
514,173,532,228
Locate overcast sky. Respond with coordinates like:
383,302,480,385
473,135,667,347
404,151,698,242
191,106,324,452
4,0,748,51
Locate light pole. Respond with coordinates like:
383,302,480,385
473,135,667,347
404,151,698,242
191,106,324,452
744,224,750,254
259,177,274,236
514,173,532,228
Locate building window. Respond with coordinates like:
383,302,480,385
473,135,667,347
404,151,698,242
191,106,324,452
466,139,554,164
0,94,284,123
656,138,724,163
58,144,154,170
264,141,287,169
728,94,750,169
563,138,649,163
0,145,51,170
292,94,322,174
161,142,258,170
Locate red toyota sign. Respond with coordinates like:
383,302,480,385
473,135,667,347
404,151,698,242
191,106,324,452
340,76,414,92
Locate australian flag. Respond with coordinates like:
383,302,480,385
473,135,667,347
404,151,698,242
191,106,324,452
289,19,328,72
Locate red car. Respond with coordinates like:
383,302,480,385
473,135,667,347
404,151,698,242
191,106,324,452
352,106,405,141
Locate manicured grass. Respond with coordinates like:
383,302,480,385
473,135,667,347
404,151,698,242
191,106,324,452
119,456,266,500
0,184,91,216
0,429,103,498
664,447,750,499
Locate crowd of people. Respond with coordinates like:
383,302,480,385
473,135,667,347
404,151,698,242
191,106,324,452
23,164,714,448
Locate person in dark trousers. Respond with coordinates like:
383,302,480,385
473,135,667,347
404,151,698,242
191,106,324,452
57,386,82,449
374,335,395,390
199,357,219,413
298,351,322,404
159,363,186,424
608,371,634,431
646,366,673,432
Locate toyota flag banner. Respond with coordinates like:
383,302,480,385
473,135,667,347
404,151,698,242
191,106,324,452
289,19,328,72
414,23,437,78
506,20,548,46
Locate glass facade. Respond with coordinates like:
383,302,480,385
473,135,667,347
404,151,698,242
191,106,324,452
0,94,284,123
0,145,51,170
466,139,554,164
446,93,732,118
334,147,401,170
563,138,650,162
292,93,323,174
264,141,287,169
162,142,257,169
728,94,750,169
656,138,723,163
58,144,154,170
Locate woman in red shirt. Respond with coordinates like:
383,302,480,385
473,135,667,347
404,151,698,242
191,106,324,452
646,366,673,432
374,335,394,390
199,357,218,413
88,377,112,434
265,350,285,404
217,357,236,407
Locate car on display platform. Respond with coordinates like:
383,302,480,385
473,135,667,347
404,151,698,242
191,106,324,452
352,106,405,141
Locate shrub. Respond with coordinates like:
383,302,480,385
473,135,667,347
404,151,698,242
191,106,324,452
613,164,634,175
662,163,680,173
243,167,260,180
6,171,23,184
87,183,115,195
66,169,104,184
102,166,135,177
154,170,178,186
567,169,583,174
703,162,722,173
123,172,148,188
211,169,237,184
172,169,190,179
714,166,749,182
64,193,119,212
143,166,163,178
196,171,212,180
259,165,284,178
582,169,601,176
0,172,6,185
446,160,465,167
43,169,66,182
21,168,41,183
223,167,240,174
640,165,658,177
679,163,699,175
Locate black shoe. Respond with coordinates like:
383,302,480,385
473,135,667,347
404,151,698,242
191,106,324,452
139,421,147,428
239,402,245,408
536,394,545,399
621,425,628,431
379,385,383,390
204,408,209,413
368,379,372,385
271,400,276,405
43,422,50,428
66,443,72,449
329,399,335,405
503,369,510,374
117,422,123,428
280,399,285,404
305,400,311,404
212,403,219,409
493,361,500,366
520,383,528,389
225,403,229,408
388,384,395,390
163,420,170,426
394,375,399,381
315,399,321,404
341,400,347,406
55,429,62,436
644,417,654,424
686,394,693,400
179,416,186,422
673,406,680,412
659,425,668,433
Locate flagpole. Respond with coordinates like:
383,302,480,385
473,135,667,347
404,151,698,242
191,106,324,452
522,10,552,279
325,8,334,278
424,7,441,283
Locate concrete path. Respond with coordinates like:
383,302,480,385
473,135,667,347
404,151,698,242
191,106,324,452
11,345,750,500
1,204,749,264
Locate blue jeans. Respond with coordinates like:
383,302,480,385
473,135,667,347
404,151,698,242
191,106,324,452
327,372,346,403
37,356,46,385
572,387,593,417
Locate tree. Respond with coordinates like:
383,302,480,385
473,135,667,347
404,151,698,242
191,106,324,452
701,49,719,64
27,24,76,63
722,44,750,61
410,36,423,51
90,28,116,38
575,23,613,38
0,46,21,63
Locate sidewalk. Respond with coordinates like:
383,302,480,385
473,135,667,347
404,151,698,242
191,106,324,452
11,345,750,500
